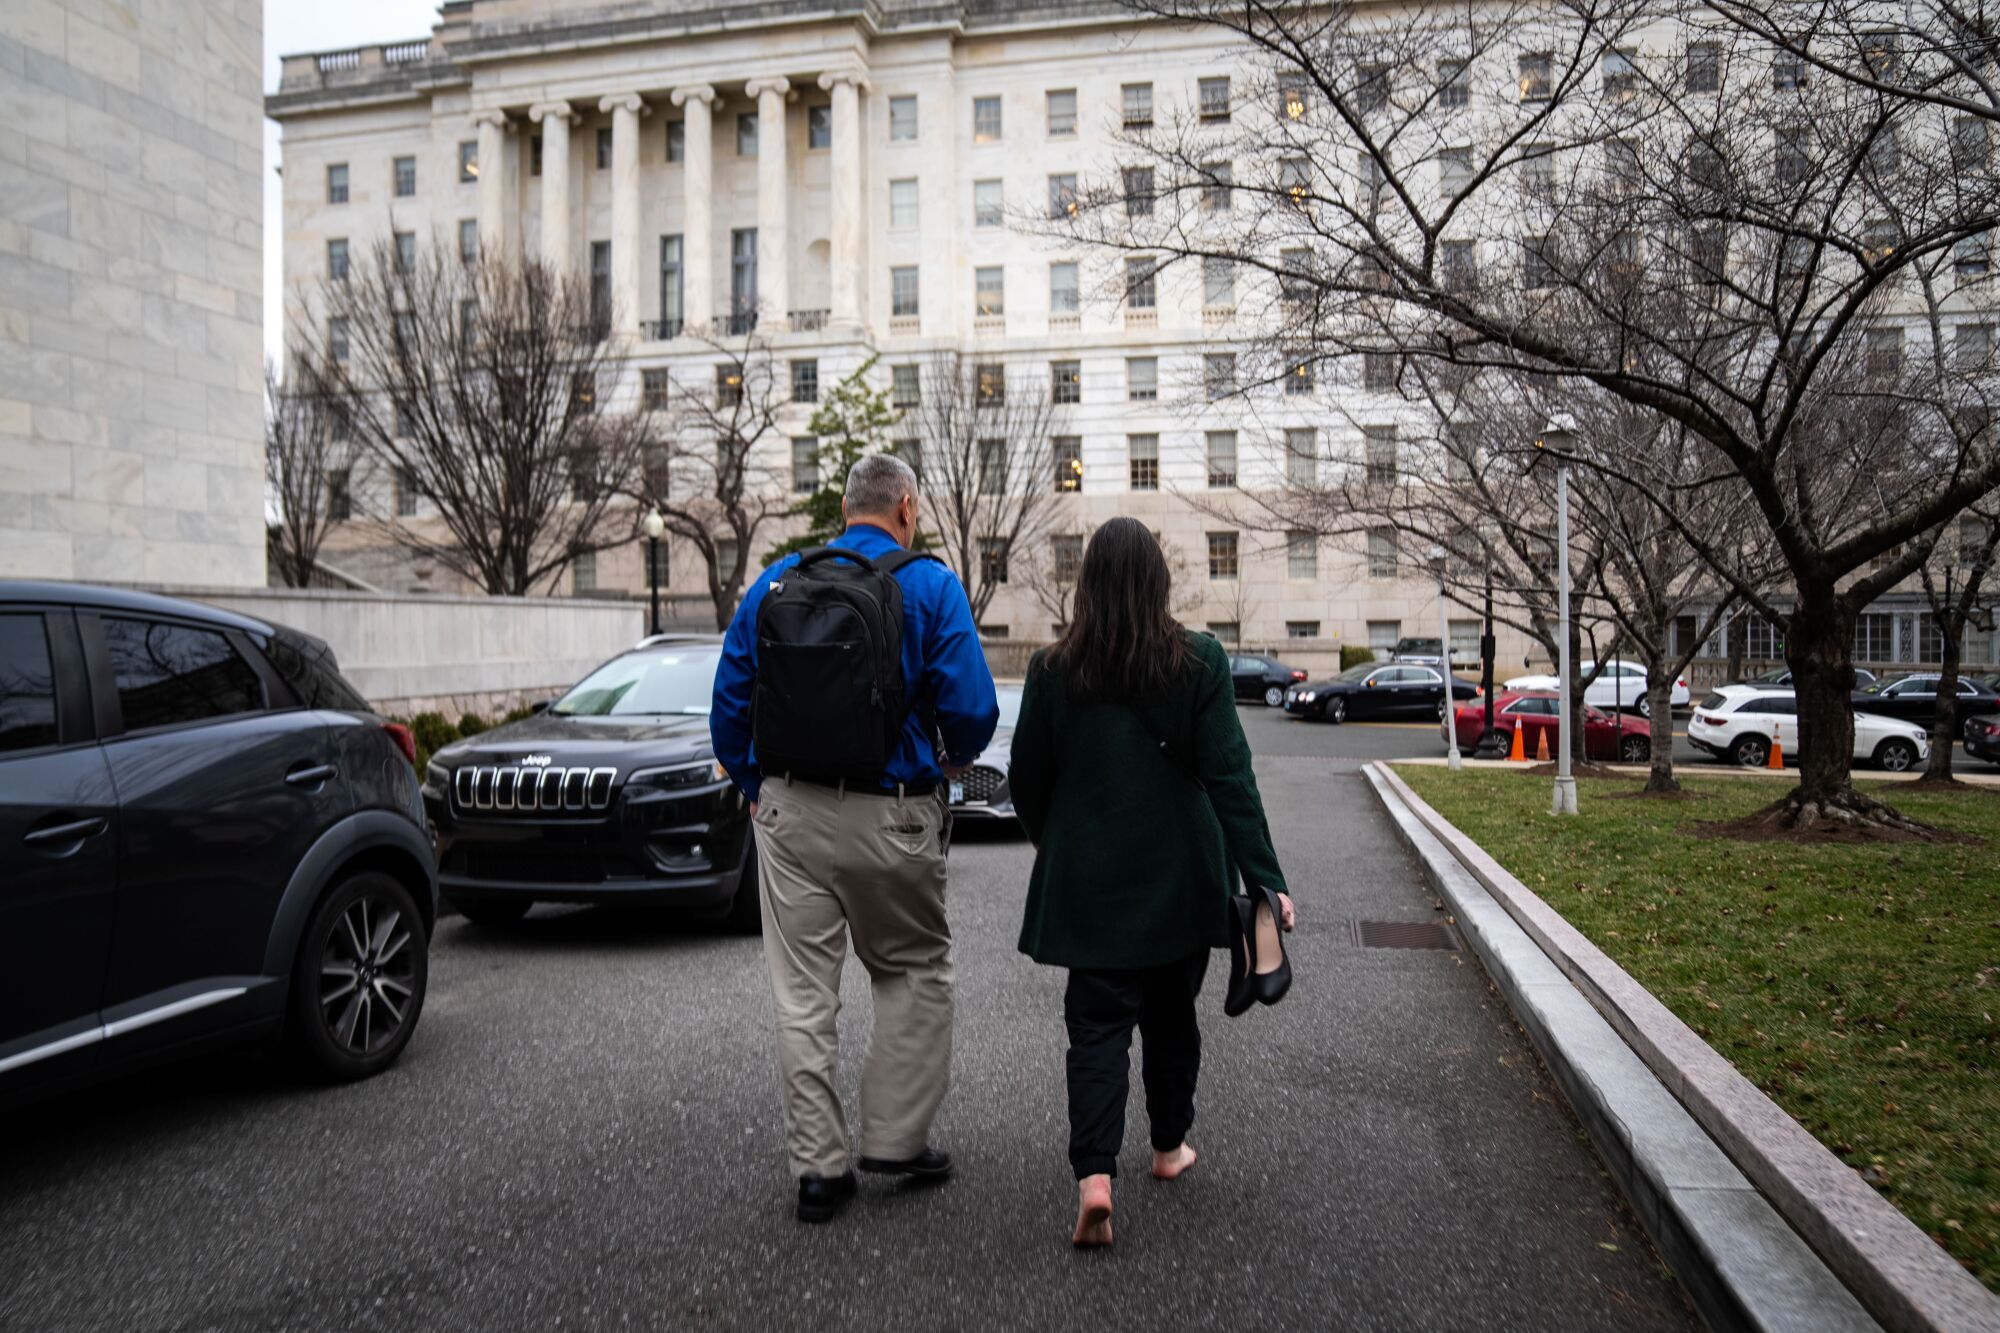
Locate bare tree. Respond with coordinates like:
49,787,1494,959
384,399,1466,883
641,331,795,629
1017,525,1089,631
1046,0,2000,833
295,241,646,596
263,359,347,588
905,352,1074,623
1913,498,2000,782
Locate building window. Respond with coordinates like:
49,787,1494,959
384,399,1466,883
393,230,416,273
572,551,596,595
1775,127,1809,186
1366,620,1401,655
792,360,819,404
1052,534,1084,582
531,134,542,176
1050,262,1079,313
1208,622,1241,644
730,227,758,325
1199,76,1231,122
1439,59,1469,108
893,438,921,479
1047,88,1077,136
1122,82,1153,129
1441,239,1476,291
393,155,416,197
736,112,758,157
568,374,595,420
395,399,418,436
890,95,918,141
1602,47,1638,98
973,95,1002,142
974,179,1003,227
889,178,919,229
1439,146,1474,197
979,537,1010,583
459,298,479,348
977,438,1006,492
1957,232,1993,279
1367,527,1399,577
716,365,744,406
1203,256,1235,308
1200,161,1233,211
1286,359,1315,396
659,235,684,335
1279,74,1309,120
1127,357,1158,401
1959,322,1994,370
1204,353,1236,401
458,219,478,265
1048,173,1078,219
326,467,351,520
808,105,831,149
590,240,612,329
327,238,349,281
979,623,1010,639
1518,52,1552,102
1523,234,1557,290
1774,51,1806,90
976,363,1006,407
1207,531,1239,579
1854,611,1894,661
1051,360,1081,404
1287,531,1317,580
893,364,921,408
1364,425,1398,483
395,466,418,517
1286,428,1316,485
1287,620,1321,640
1961,516,1989,566
1129,434,1159,490
1125,257,1156,310
1687,42,1720,92
642,368,670,411
1357,62,1391,112
666,120,684,162
1280,156,1311,209
457,140,478,182
792,437,818,492
1206,430,1237,487
1123,166,1154,218
891,266,920,318
1954,115,1990,170
327,162,349,204
328,316,350,363
975,266,1005,316
1052,435,1082,491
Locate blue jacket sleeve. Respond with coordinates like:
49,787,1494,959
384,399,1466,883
921,568,1000,765
710,570,770,802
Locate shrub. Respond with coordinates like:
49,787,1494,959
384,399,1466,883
1340,645,1376,671
409,711,456,757
501,703,537,724
457,713,490,738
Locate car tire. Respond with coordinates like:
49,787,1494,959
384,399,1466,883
451,895,532,926
284,870,428,1082
1729,734,1770,767
1874,738,1918,773
1264,685,1285,708
1637,695,1652,718
722,849,763,934
1327,697,1346,725
1619,735,1650,763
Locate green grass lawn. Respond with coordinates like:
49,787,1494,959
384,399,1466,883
1393,766,2000,1290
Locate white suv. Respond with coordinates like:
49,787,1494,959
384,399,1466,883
1687,689,1929,771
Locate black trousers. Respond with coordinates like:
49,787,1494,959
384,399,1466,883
1063,952,1209,1180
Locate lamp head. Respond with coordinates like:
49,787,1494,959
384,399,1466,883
642,509,665,540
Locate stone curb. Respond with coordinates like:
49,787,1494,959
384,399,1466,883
1366,763,2000,1333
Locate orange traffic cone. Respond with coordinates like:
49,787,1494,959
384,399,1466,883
1534,727,1551,763
1508,724,1526,762
1768,729,1784,769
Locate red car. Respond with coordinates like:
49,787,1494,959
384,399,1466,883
1447,690,1653,762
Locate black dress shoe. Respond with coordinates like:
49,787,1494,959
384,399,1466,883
796,1171,857,1223
856,1147,953,1181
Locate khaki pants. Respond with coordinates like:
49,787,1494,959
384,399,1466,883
752,777,953,1178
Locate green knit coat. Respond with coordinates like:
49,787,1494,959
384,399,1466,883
1010,631,1290,970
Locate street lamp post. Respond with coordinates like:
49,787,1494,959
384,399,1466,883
642,508,665,636
1430,546,1462,770
1537,418,1579,816
1474,567,1504,757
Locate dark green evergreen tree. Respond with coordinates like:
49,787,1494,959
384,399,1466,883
766,355,902,562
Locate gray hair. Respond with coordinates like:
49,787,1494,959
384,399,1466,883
845,452,918,517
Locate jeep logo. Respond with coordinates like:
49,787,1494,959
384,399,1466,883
521,754,554,767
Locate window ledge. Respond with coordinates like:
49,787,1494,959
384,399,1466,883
889,315,921,335
1048,312,1080,332
1124,309,1157,329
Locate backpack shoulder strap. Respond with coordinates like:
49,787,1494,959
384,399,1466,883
873,548,941,576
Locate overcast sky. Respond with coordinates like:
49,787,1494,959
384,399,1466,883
263,0,439,363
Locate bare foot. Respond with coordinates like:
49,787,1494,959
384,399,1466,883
1151,1143,1198,1180
1072,1174,1113,1247
1254,898,1283,975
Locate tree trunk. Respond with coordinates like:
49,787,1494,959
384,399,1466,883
1725,610,1745,683
1567,615,1588,766
1644,674,1679,793
1920,628,1962,784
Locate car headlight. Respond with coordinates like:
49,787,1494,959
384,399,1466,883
627,760,730,790
1301,691,1316,702
424,760,449,790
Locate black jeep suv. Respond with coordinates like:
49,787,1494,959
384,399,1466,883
422,635,758,930
0,582,436,1110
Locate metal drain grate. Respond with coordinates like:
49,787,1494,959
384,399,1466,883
1352,918,1460,950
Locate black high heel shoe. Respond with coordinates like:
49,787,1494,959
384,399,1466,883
1247,885,1293,1008
1223,890,1257,1017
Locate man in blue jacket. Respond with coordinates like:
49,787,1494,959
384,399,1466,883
712,452,998,1224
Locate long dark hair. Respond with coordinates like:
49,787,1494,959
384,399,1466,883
1044,518,1193,703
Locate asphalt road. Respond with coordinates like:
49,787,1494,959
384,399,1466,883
0,710,1699,1333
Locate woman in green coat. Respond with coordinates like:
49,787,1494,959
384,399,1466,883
1009,517,1295,1248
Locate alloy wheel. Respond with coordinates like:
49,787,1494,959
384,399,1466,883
1265,686,1285,708
319,895,418,1056
1620,736,1649,762
1328,697,1346,724
1878,740,1915,773
1732,737,1769,767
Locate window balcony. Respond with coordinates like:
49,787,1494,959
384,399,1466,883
974,314,1006,335
1048,312,1080,333
712,312,758,337
643,318,683,341
1124,308,1157,329
788,309,829,333
889,315,921,336
1202,305,1235,328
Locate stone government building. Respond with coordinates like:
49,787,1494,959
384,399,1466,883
267,0,1513,666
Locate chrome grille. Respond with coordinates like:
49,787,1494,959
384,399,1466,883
452,764,617,814
956,765,1007,804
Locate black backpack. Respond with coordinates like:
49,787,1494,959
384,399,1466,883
752,546,940,784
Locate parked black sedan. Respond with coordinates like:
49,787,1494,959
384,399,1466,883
1851,673,2000,729
1966,713,2000,765
1284,662,1479,723
1230,653,1309,707
422,636,758,930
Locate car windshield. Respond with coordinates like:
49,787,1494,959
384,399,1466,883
996,686,1024,729
552,648,718,716
1396,639,1441,654
1334,663,1377,683
1749,667,1790,683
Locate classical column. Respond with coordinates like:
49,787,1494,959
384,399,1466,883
818,72,869,329
599,92,648,335
528,100,576,277
744,77,791,329
670,85,719,335
472,109,516,265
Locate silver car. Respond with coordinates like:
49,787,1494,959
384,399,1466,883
949,685,1023,823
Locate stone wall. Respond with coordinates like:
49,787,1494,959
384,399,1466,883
0,0,267,586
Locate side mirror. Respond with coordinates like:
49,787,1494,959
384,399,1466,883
531,698,554,715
